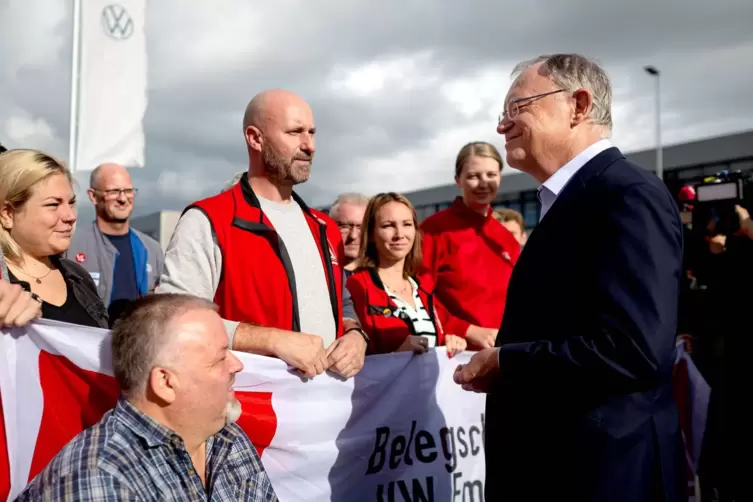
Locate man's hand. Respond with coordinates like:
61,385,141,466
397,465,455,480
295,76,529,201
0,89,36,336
0,282,42,328
326,330,367,379
465,326,497,350
736,205,753,238
453,347,500,393
708,234,727,254
271,331,330,378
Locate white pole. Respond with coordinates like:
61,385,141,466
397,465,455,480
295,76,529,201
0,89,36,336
655,72,663,181
68,0,82,173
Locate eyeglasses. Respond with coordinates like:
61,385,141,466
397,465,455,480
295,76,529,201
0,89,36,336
498,89,567,123
338,222,361,233
92,188,138,199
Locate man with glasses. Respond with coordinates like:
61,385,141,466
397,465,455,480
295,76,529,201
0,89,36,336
66,163,164,325
328,193,369,276
454,54,685,501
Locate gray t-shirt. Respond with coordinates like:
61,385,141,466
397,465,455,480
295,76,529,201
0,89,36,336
257,196,337,346
156,203,348,348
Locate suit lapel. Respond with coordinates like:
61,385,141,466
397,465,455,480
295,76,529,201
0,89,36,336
513,147,626,268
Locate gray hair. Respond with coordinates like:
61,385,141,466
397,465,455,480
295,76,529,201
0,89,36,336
328,193,370,220
512,54,612,130
111,293,218,398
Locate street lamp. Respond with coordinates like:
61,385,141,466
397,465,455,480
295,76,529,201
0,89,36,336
644,65,663,181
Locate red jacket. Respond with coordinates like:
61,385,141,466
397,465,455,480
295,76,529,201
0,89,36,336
346,268,470,355
190,174,345,337
419,197,520,329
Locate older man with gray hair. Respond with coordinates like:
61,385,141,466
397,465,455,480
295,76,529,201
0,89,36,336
454,54,685,501
329,193,370,274
18,293,278,501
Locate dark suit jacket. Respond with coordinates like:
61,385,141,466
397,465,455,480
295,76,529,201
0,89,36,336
485,147,686,502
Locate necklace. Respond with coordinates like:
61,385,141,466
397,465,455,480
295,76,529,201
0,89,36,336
385,279,411,297
14,264,54,284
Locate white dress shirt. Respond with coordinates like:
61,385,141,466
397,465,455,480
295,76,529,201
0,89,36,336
537,139,613,221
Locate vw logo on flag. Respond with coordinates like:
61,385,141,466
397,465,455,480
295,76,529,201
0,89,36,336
101,4,134,40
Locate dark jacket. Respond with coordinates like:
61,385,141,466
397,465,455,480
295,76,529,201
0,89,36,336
485,147,685,502
11,256,109,329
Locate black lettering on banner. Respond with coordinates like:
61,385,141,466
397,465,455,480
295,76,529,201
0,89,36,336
463,479,483,502
403,420,417,466
456,426,468,458
376,477,435,502
480,413,485,441
452,472,463,500
367,427,390,474
439,426,457,473
469,426,481,456
452,472,485,502
390,435,406,470
415,430,438,463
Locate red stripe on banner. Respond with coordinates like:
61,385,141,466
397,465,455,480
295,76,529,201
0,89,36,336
29,352,119,482
235,391,277,457
0,391,11,502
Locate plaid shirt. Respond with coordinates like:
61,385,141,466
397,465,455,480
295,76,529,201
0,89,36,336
17,398,278,501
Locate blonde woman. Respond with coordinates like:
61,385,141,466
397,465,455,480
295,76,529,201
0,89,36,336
420,142,520,350
0,149,108,328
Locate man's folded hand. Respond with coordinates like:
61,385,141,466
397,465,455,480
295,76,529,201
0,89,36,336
453,347,500,393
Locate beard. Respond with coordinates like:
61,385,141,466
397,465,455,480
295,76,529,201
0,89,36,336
261,143,312,186
225,397,242,424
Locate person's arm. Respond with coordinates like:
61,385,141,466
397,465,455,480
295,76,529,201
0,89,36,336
156,209,329,376
155,209,244,344
324,270,367,378
498,182,682,388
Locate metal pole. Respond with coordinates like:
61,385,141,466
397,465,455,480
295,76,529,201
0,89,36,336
655,73,663,181
644,66,663,181
68,0,82,173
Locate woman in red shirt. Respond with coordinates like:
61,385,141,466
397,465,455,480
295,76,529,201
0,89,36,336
420,142,521,350
346,193,468,356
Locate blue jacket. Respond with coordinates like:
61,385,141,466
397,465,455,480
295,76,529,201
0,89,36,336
65,222,164,307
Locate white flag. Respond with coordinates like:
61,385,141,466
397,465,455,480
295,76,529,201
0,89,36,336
75,0,147,171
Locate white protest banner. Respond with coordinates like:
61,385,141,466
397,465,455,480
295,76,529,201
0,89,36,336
0,319,486,501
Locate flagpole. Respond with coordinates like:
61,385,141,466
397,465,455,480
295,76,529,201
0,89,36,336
68,0,82,173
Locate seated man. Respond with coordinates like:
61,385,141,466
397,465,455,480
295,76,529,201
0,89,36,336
17,293,278,501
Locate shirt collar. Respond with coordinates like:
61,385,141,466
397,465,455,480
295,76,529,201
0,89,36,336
450,197,493,224
539,139,612,197
114,397,238,449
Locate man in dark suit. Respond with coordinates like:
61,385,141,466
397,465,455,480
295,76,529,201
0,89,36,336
454,54,685,501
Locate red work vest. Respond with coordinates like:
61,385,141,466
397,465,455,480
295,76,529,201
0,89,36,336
189,175,345,337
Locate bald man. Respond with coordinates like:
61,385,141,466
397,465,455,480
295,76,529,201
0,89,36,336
156,89,367,380
66,163,164,325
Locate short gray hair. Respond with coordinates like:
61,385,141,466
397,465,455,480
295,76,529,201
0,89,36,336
112,293,218,398
328,193,370,220
513,54,612,130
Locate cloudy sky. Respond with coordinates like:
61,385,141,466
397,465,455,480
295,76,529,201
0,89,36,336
2,0,753,220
